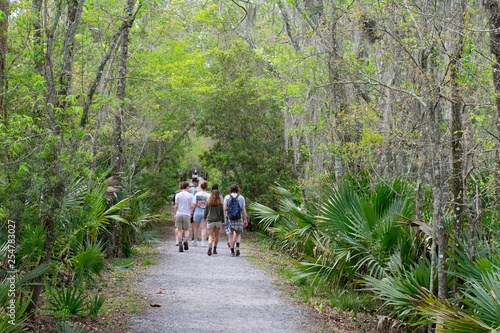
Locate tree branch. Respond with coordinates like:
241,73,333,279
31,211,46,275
80,2,142,127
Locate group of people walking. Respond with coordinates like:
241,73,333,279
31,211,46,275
172,177,248,257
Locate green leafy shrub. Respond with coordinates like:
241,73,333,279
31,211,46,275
364,260,437,323
56,322,88,333
87,295,105,321
48,287,87,318
413,244,500,331
0,294,31,332
69,242,106,285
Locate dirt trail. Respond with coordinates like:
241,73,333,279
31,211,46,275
129,227,321,333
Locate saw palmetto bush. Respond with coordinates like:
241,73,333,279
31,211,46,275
413,242,500,332
118,190,158,255
251,177,420,287
250,185,319,258
0,264,50,331
56,321,88,333
69,242,107,286
48,286,87,319
294,178,419,285
363,259,437,323
0,294,31,333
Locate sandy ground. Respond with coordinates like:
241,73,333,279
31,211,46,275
129,228,321,333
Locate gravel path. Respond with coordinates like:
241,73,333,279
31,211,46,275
129,229,320,333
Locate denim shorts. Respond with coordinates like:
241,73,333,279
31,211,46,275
193,208,205,222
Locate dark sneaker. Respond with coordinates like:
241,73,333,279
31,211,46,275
183,241,189,250
213,248,218,255
207,247,212,256
179,245,183,252
236,248,240,256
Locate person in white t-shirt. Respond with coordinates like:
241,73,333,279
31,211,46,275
174,182,195,252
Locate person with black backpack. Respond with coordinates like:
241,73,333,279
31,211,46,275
223,183,248,257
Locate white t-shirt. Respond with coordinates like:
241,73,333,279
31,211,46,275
192,191,210,209
175,191,194,216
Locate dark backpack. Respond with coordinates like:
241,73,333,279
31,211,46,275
227,194,242,220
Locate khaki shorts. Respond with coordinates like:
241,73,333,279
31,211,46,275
207,221,223,229
175,215,190,230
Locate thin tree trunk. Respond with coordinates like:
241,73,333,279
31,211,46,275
485,0,500,198
450,0,467,297
112,0,134,175
58,0,86,106
327,19,345,183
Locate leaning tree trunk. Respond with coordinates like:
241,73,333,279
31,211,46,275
80,1,142,128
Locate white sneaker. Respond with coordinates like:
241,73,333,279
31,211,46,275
193,239,197,247
201,241,207,247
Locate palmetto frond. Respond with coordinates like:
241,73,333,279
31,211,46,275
249,202,281,230
317,178,414,279
414,291,495,332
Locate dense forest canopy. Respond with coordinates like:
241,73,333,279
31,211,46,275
2,0,500,331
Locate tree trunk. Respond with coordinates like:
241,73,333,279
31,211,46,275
112,0,134,175
58,0,86,106
485,0,500,199
450,0,467,297
327,19,346,183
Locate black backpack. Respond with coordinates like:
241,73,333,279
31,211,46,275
227,194,242,220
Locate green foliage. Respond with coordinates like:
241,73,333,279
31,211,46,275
0,263,50,308
200,41,295,206
56,322,88,333
250,185,318,257
48,287,87,318
0,294,31,333
69,242,106,285
252,176,420,293
414,292,495,332
296,177,418,285
87,295,105,321
364,260,436,323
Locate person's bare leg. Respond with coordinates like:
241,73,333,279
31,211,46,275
208,228,214,246
178,227,185,242
207,228,213,255
228,231,234,249
235,231,241,256
214,228,220,247
213,228,220,254
192,222,199,245
200,221,207,245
